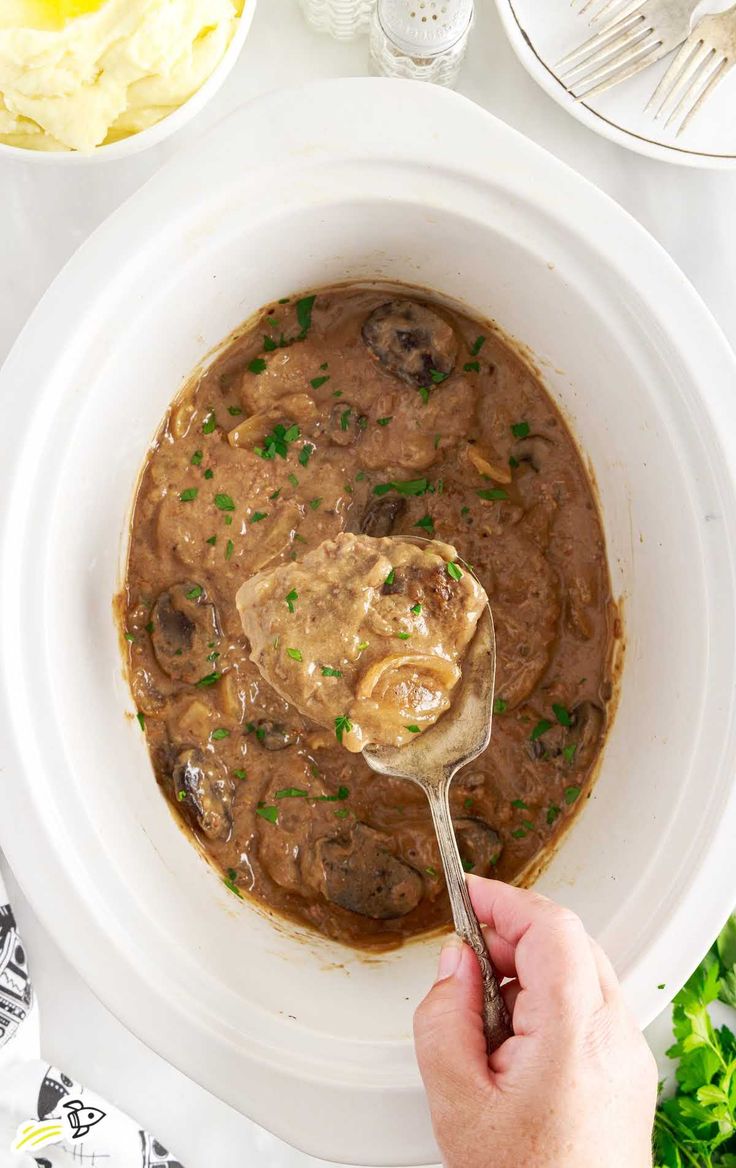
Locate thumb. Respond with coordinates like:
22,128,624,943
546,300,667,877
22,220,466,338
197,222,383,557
413,937,491,1108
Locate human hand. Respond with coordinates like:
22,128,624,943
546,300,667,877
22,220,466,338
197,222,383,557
414,877,657,1168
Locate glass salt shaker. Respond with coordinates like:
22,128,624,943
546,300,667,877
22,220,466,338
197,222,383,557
369,0,474,87
298,0,376,39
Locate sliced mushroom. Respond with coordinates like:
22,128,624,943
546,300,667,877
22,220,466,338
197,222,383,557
454,818,503,876
362,300,457,387
317,823,424,919
511,433,553,473
567,701,604,768
172,747,233,840
252,719,297,750
327,402,367,447
150,583,221,685
357,496,407,537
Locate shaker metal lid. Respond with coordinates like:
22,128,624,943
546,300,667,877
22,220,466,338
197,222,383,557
377,0,474,57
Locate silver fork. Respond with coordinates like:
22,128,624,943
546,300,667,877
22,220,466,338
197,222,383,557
558,0,700,100
646,4,736,135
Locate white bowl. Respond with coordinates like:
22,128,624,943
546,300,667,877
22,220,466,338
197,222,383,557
1,78,736,1165
0,0,257,164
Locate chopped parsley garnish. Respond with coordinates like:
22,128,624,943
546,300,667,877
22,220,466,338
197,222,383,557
374,478,430,497
191,450,203,466
207,651,220,662
204,468,214,480
384,568,396,586
446,562,463,581
255,422,301,461
278,297,290,304
415,514,434,532
405,725,421,733
296,294,316,338
177,790,186,801
334,808,349,819
417,386,430,405
321,667,342,677
136,711,145,730
309,497,322,510
333,389,343,398
248,357,267,375
269,489,281,500
376,416,393,426
286,647,303,662
356,641,368,651
319,362,328,370
562,743,578,764
195,671,221,688
180,487,198,502
288,473,299,488
511,828,527,840
145,621,154,634
310,375,330,389
275,787,308,799
224,870,242,897
461,506,470,517
225,539,234,560
509,455,519,469
552,703,572,727
477,488,509,501
355,471,366,481
461,858,475,872
339,407,352,431
315,785,349,802
511,421,530,439
464,797,474,810
251,511,268,523
214,493,235,511
202,410,217,434
263,335,278,352
233,769,247,780
530,719,552,741
124,632,135,642
410,603,422,615
425,866,438,878
211,728,230,741
546,804,561,825
285,590,298,612
299,443,314,467
470,335,486,356
396,632,411,640
335,714,352,744
464,361,480,373
511,799,528,810
564,785,581,804
430,368,449,383
256,805,279,823
223,514,233,525
228,406,243,416
185,585,203,599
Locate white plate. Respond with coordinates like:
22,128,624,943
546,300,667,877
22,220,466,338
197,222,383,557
495,0,736,167
1,78,736,1164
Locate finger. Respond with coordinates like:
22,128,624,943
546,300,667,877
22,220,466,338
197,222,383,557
481,924,517,980
467,877,603,1021
414,937,492,1107
588,936,621,1002
500,976,521,1018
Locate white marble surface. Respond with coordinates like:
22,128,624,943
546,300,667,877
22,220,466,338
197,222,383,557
0,0,733,1164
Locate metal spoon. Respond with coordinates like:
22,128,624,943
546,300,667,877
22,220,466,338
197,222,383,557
363,599,512,1054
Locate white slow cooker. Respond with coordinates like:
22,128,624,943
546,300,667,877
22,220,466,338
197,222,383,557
1,79,736,1165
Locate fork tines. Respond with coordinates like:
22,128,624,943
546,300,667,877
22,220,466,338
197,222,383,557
558,9,663,98
647,35,734,134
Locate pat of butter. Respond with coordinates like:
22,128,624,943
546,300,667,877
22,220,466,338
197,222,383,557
0,0,108,31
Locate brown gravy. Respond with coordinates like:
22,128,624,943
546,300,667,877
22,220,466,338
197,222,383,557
120,285,617,948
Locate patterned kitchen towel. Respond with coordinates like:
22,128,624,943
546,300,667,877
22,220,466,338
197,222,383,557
0,879,185,1167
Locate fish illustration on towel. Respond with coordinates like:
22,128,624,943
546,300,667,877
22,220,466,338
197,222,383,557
12,1096,106,1152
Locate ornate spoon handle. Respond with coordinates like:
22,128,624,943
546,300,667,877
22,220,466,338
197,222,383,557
425,782,513,1054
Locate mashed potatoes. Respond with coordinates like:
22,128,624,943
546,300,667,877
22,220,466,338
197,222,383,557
0,0,242,152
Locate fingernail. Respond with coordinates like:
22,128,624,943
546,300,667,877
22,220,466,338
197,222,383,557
436,937,463,981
